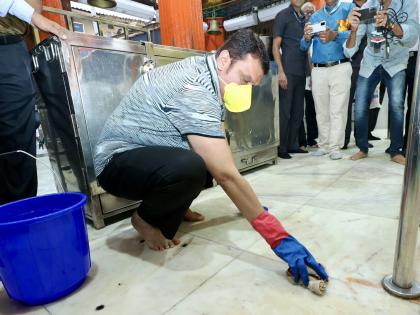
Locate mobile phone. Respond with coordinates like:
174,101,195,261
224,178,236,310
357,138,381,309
359,7,377,22
310,21,327,34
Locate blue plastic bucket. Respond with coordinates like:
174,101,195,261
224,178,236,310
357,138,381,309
0,193,91,305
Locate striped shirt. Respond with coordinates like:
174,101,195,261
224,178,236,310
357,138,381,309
94,54,225,176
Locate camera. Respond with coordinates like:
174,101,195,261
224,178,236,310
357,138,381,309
358,7,377,22
310,21,327,34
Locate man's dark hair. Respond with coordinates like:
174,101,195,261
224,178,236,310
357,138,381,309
216,29,270,75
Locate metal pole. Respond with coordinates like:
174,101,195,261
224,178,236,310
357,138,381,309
382,53,420,299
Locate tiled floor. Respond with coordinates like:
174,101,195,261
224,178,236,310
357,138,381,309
1,130,420,315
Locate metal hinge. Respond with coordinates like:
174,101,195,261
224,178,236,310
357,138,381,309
50,42,66,73
241,156,256,166
140,58,156,75
32,55,39,73
42,46,51,62
70,114,79,138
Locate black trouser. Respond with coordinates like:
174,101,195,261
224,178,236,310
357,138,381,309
278,74,306,153
0,39,37,205
299,90,318,147
369,108,380,134
403,52,417,150
98,146,208,239
344,65,360,146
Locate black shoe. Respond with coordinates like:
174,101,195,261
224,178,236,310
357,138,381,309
368,143,374,148
278,152,292,159
385,147,390,154
368,133,381,141
342,143,349,150
288,148,308,154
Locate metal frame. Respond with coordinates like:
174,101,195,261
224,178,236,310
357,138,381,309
34,6,159,43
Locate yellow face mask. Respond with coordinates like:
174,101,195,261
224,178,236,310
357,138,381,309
221,79,253,113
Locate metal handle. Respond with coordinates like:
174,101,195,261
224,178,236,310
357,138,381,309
42,46,51,62
241,156,256,166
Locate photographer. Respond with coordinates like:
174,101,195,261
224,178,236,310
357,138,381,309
300,0,355,160
345,0,419,165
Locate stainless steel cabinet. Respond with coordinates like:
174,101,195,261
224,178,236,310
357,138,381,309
226,61,279,171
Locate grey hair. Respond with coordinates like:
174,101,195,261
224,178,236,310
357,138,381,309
301,2,316,12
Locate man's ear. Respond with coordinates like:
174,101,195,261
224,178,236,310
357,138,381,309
217,50,232,72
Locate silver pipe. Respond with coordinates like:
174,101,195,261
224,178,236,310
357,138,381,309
382,53,420,299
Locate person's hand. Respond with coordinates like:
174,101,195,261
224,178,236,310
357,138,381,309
375,10,388,28
273,235,328,286
319,27,337,43
304,23,314,42
31,12,68,40
278,71,288,90
348,8,361,32
251,211,328,286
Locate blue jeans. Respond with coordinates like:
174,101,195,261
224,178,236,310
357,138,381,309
354,66,405,156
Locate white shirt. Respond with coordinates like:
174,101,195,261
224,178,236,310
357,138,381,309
0,0,34,24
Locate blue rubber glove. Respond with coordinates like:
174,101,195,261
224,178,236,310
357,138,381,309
273,235,328,286
251,211,328,286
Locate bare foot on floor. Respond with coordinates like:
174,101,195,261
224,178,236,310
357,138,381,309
350,151,368,161
184,208,205,222
391,154,406,165
131,212,180,251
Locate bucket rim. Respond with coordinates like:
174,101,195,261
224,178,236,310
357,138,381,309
0,192,87,226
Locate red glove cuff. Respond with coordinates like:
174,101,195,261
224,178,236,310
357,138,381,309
251,211,289,248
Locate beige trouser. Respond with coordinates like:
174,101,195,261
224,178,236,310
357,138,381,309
311,62,352,153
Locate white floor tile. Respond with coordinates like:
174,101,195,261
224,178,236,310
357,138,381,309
2,132,419,314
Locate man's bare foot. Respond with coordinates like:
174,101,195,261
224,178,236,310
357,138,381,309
184,208,205,222
131,212,180,251
391,154,406,165
350,151,368,161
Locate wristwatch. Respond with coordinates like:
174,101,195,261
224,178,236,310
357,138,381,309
388,22,396,32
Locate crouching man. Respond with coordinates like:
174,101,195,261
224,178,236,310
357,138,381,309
94,29,328,286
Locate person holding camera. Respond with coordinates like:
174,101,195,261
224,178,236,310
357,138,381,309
345,0,419,165
300,0,355,160
343,0,383,150
299,1,319,149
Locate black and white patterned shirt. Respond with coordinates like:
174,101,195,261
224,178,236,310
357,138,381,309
94,54,225,176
